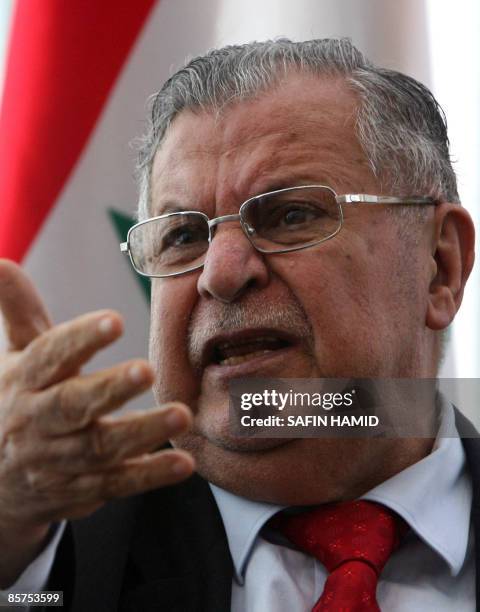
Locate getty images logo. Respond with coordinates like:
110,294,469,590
240,389,354,412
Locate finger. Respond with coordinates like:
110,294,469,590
33,360,155,435
18,310,124,390
84,448,196,502
33,403,192,473
0,259,52,351
42,501,105,523
34,449,195,511
30,449,194,522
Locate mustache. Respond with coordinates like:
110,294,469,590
187,296,314,369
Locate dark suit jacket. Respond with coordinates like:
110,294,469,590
48,409,480,612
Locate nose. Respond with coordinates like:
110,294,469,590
196,225,270,302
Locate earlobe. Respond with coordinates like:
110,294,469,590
426,203,475,331
426,285,457,330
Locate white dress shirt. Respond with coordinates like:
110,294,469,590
1,397,475,611
211,397,475,611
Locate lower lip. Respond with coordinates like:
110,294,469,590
204,345,298,380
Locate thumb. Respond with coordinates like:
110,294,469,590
0,259,52,351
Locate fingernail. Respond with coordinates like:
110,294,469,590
98,317,114,334
129,364,149,384
165,410,185,432
171,459,191,476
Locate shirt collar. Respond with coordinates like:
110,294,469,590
210,395,471,581
209,483,285,583
361,395,472,575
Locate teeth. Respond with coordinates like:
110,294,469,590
217,336,280,351
219,349,273,366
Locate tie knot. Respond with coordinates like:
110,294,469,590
275,500,406,575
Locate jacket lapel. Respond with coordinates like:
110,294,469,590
70,494,141,612
455,408,480,611
118,474,233,611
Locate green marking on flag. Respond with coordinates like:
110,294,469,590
108,208,151,302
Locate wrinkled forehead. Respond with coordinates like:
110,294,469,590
150,74,373,212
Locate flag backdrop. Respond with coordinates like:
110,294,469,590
0,0,479,415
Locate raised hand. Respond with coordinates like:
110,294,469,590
0,259,194,587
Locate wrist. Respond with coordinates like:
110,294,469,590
0,520,51,588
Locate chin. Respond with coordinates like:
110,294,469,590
173,430,314,504
173,425,293,453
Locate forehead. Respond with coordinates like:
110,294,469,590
151,73,374,210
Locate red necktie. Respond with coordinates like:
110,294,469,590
275,500,407,612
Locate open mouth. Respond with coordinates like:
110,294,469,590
204,332,293,367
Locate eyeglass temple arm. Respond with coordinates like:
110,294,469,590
338,194,435,204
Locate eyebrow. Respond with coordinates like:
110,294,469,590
249,175,335,197
153,201,191,216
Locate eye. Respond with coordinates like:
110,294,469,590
165,227,200,246
281,205,319,225
162,222,207,248
272,201,326,229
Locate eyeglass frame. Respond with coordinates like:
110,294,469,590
120,184,436,278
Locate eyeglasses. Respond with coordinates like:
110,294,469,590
120,185,435,278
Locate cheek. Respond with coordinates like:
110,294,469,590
272,245,369,324
149,277,200,406
270,241,396,367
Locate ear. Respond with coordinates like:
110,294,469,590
426,203,475,330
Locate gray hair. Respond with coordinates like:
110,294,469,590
136,37,458,220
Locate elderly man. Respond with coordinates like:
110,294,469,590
0,38,476,611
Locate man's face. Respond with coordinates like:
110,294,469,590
148,74,434,504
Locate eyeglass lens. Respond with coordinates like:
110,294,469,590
129,186,341,276
243,186,340,250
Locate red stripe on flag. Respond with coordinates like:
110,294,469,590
0,0,157,262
